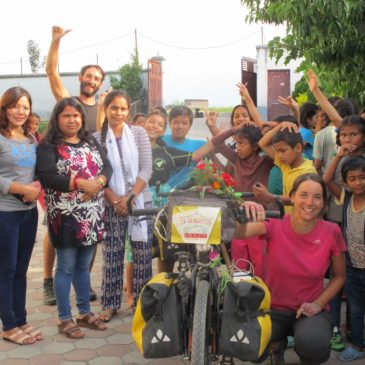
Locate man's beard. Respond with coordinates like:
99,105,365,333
80,81,99,97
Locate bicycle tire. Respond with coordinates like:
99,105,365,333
191,279,211,365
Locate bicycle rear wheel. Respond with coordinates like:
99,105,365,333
191,279,211,365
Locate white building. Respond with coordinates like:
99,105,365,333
242,45,302,121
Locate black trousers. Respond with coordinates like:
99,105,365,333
270,309,332,365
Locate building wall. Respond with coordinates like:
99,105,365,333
0,72,116,120
184,99,209,111
0,61,163,120
256,45,302,120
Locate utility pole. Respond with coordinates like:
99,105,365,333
261,26,264,45
20,58,23,74
96,53,99,65
134,28,139,63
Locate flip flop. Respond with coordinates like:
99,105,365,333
338,347,365,362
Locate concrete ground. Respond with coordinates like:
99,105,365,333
0,209,359,364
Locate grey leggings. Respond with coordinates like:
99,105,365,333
270,309,332,365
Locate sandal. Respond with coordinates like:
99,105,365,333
76,312,107,331
2,329,36,345
338,346,365,362
19,324,44,341
58,319,85,339
120,306,135,318
98,309,117,323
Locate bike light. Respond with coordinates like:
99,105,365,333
232,271,252,282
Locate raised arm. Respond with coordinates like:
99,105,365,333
277,95,300,122
322,146,348,199
205,111,221,137
257,123,280,159
192,141,214,161
237,82,264,128
258,121,299,160
307,69,342,128
45,26,72,101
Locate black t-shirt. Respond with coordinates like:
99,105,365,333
150,143,192,186
75,97,98,133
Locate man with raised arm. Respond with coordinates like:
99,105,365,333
46,25,105,133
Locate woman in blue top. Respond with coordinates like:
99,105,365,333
0,87,42,345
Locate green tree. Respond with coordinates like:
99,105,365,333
110,53,144,102
27,40,45,73
241,0,365,105
292,75,333,105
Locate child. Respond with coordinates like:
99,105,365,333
322,115,365,352
323,154,365,362
256,122,317,213
131,113,146,128
205,103,252,138
298,102,318,160
144,110,211,272
211,125,273,277
27,112,43,143
163,105,206,187
145,110,210,200
326,116,365,224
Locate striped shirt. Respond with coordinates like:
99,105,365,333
94,124,152,202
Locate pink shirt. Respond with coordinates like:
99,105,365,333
263,215,346,311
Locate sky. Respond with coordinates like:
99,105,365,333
0,0,286,107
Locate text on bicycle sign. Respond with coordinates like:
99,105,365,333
171,206,221,244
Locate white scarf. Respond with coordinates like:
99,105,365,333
106,124,148,242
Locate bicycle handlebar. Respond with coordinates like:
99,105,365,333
129,183,284,220
156,191,254,198
130,207,163,216
129,205,282,221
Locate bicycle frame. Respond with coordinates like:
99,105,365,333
129,189,284,364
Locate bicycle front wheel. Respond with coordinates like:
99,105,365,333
191,279,211,365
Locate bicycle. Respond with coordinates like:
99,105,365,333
128,188,283,365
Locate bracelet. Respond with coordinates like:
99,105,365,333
97,177,106,187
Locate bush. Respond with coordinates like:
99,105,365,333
38,121,48,135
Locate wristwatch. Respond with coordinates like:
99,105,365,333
273,194,282,203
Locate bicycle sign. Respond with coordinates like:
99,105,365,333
171,205,222,245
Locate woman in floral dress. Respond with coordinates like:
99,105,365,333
36,97,112,339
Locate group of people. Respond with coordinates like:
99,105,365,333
0,25,364,365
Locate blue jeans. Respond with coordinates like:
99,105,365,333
54,245,96,321
345,266,365,348
0,208,38,331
